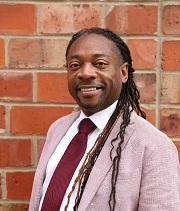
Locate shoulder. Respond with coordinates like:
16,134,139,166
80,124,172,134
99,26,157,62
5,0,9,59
133,113,170,142
47,111,81,136
130,112,178,158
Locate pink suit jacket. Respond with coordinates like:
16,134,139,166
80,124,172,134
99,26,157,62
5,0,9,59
29,111,180,211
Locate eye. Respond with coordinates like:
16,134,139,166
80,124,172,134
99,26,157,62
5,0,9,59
96,62,105,66
94,60,108,66
68,62,81,69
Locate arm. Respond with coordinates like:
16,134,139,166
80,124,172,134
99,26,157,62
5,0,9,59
139,139,180,210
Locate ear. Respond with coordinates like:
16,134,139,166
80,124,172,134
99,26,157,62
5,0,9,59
120,62,129,83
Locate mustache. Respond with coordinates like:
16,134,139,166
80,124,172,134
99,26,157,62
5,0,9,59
76,80,104,87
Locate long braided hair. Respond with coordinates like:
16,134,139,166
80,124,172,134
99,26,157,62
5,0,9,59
65,28,146,211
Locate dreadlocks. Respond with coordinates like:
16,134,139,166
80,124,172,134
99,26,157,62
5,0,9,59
65,27,146,211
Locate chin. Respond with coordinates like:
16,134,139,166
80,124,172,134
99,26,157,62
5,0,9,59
80,102,97,109
79,101,104,114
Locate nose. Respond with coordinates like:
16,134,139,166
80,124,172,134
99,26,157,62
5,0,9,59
78,63,97,79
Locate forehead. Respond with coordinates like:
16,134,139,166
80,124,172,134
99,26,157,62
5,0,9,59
67,33,121,59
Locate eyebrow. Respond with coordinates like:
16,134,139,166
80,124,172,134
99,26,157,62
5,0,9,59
68,53,109,60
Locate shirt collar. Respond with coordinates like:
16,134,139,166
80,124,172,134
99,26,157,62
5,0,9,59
79,101,118,132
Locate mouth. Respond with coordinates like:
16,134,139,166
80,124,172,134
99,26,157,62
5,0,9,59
76,85,103,98
77,83,103,92
80,87,100,92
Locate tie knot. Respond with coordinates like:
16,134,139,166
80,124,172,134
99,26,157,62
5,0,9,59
78,118,96,135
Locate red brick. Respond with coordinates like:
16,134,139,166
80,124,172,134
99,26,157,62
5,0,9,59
160,108,180,137
0,38,5,67
0,4,36,35
0,204,29,211
128,39,157,69
161,73,180,104
163,5,180,35
106,5,158,35
73,4,103,31
142,106,156,126
37,139,45,162
37,72,75,103
40,4,74,34
0,139,32,167
6,171,35,199
40,4,103,34
134,73,156,103
0,73,32,101
162,40,180,71
10,106,74,135
0,105,5,132
9,38,69,69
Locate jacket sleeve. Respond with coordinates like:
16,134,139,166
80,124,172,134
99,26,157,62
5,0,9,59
138,139,180,210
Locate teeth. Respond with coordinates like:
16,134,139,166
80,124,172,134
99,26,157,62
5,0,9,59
81,88,97,92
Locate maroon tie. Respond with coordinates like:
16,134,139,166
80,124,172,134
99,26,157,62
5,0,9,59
41,118,96,211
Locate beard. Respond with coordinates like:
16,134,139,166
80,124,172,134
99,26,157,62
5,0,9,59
76,95,105,115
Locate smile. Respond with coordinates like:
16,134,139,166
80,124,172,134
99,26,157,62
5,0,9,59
81,87,97,92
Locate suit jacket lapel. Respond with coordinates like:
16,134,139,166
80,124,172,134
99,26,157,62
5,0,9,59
38,111,81,179
78,114,123,211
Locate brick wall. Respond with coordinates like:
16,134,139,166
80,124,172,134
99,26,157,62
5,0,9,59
0,0,179,209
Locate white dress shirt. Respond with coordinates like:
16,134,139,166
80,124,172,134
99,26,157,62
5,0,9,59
38,101,117,211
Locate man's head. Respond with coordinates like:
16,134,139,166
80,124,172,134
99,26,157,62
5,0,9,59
66,28,135,116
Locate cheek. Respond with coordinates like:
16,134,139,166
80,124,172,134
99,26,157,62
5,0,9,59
67,71,78,83
67,74,75,86
113,74,123,92
112,70,122,83
67,77,73,91
68,81,74,91
67,72,72,80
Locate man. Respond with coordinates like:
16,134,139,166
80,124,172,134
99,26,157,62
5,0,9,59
29,28,180,211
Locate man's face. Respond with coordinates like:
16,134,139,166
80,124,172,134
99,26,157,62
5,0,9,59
66,34,128,116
